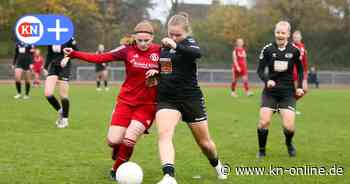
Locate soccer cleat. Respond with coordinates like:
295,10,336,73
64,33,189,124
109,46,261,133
57,118,69,128
96,87,102,91
215,161,228,180
105,87,110,91
157,174,177,184
55,109,63,126
23,95,30,100
246,91,254,97
110,169,116,180
287,144,296,157
14,94,22,99
295,111,301,115
231,92,238,97
257,149,266,158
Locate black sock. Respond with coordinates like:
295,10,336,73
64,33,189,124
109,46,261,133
61,98,69,118
209,157,219,167
97,81,101,88
257,128,269,151
283,128,294,146
25,82,30,95
162,163,175,177
46,95,61,111
104,80,108,87
15,81,21,94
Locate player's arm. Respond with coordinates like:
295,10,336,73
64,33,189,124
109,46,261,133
44,46,52,70
302,49,308,80
13,46,18,66
175,38,201,59
232,49,240,71
257,48,269,83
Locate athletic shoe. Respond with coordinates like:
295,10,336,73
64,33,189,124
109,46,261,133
110,169,116,180
14,94,22,99
57,118,69,128
215,161,228,180
55,109,63,126
157,174,177,184
231,92,238,97
105,87,110,91
287,144,296,157
257,149,266,158
23,95,30,100
246,91,254,97
96,88,102,91
295,111,301,115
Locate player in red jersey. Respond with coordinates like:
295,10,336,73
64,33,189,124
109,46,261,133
231,38,253,97
32,49,44,87
64,21,160,179
292,30,308,100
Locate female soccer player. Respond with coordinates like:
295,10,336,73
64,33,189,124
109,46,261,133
231,38,253,97
44,37,77,128
95,44,109,91
32,49,44,87
156,13,227,184
64,21,160,179
12,41,35,99
256,21,304,158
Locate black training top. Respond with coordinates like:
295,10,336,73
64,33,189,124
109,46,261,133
44,38,78,70
257,42,303,96
13,43,34,66
158,36,203,100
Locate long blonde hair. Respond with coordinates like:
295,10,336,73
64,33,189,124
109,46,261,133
168,12,192,35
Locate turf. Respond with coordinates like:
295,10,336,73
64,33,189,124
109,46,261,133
0,84,349,184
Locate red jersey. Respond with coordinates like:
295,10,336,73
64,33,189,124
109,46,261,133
33,55,43,73
293,42,308,80
70,44,160,105
234,47,247,65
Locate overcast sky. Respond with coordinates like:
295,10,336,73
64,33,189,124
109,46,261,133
149,0,251,23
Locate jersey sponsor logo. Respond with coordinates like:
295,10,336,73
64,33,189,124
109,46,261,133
19,47,26,53
52,45,62,53
149,53,159,62
274,60,288,72
272,53,277,58
285,53,293,59
159,58,172,74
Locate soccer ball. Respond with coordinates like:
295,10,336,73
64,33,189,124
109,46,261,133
116,162,143,184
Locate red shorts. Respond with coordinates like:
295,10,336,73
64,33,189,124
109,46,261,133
33,69,41,74
232,63,248,78
110,102,156,129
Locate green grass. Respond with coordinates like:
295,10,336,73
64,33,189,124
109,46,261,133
0,84,349,184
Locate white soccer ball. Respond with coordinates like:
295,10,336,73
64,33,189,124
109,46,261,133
116,162,143,184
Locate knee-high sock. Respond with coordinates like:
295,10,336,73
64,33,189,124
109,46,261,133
25,82,30,95
15,81,21,94
243,80,249,92
46,95,61,111
231,81,237,91
257,128,269,150
61,98,69,118
104,80,108,87
283,128,295,146
112,138,135,171
96,81,101,88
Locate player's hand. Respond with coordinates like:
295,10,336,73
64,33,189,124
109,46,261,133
302,80,308,93
30,64,34,70
296,88,304,97
60,57,69,68
145,69,159,78
161,38,177,49
266,80,276,88
63,48,73,56
236,66,241,72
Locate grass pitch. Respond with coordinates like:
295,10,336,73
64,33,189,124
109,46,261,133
0,84,349,184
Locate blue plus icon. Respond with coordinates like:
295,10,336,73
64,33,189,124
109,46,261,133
47,19,69,41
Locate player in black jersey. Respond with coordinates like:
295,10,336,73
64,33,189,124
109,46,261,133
12,41,35,99
256,21,304,158
44,37,77,128
156,13,227,184
94,44,109,91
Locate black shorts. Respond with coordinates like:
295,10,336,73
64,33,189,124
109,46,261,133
95,64,107,72
47,63,71,81
261,92,296,112
157,97,208,123
16,61,31,71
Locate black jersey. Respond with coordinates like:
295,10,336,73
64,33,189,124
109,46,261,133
257,42,303,96
158,37,203,100
13,43,34,66
44,38,78,70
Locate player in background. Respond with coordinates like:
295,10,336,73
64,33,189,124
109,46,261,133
44,37,78,128
292,30,308,115
231,38,253,97
156,13,227,184
95,44,109,91
12,41,35,99
64,21,160,180
256,21,304,158
32,48,44,87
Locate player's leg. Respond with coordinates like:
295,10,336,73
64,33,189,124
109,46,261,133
14,68,23,99
156,108,181,183
96,71,102,91
102,69,109,90
107,125,127,160
242,74,252,96
58,80,70,128
23,70,31,99
279,97,297,157
189,121,227,179
45,75,63,126
231,68,239,97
